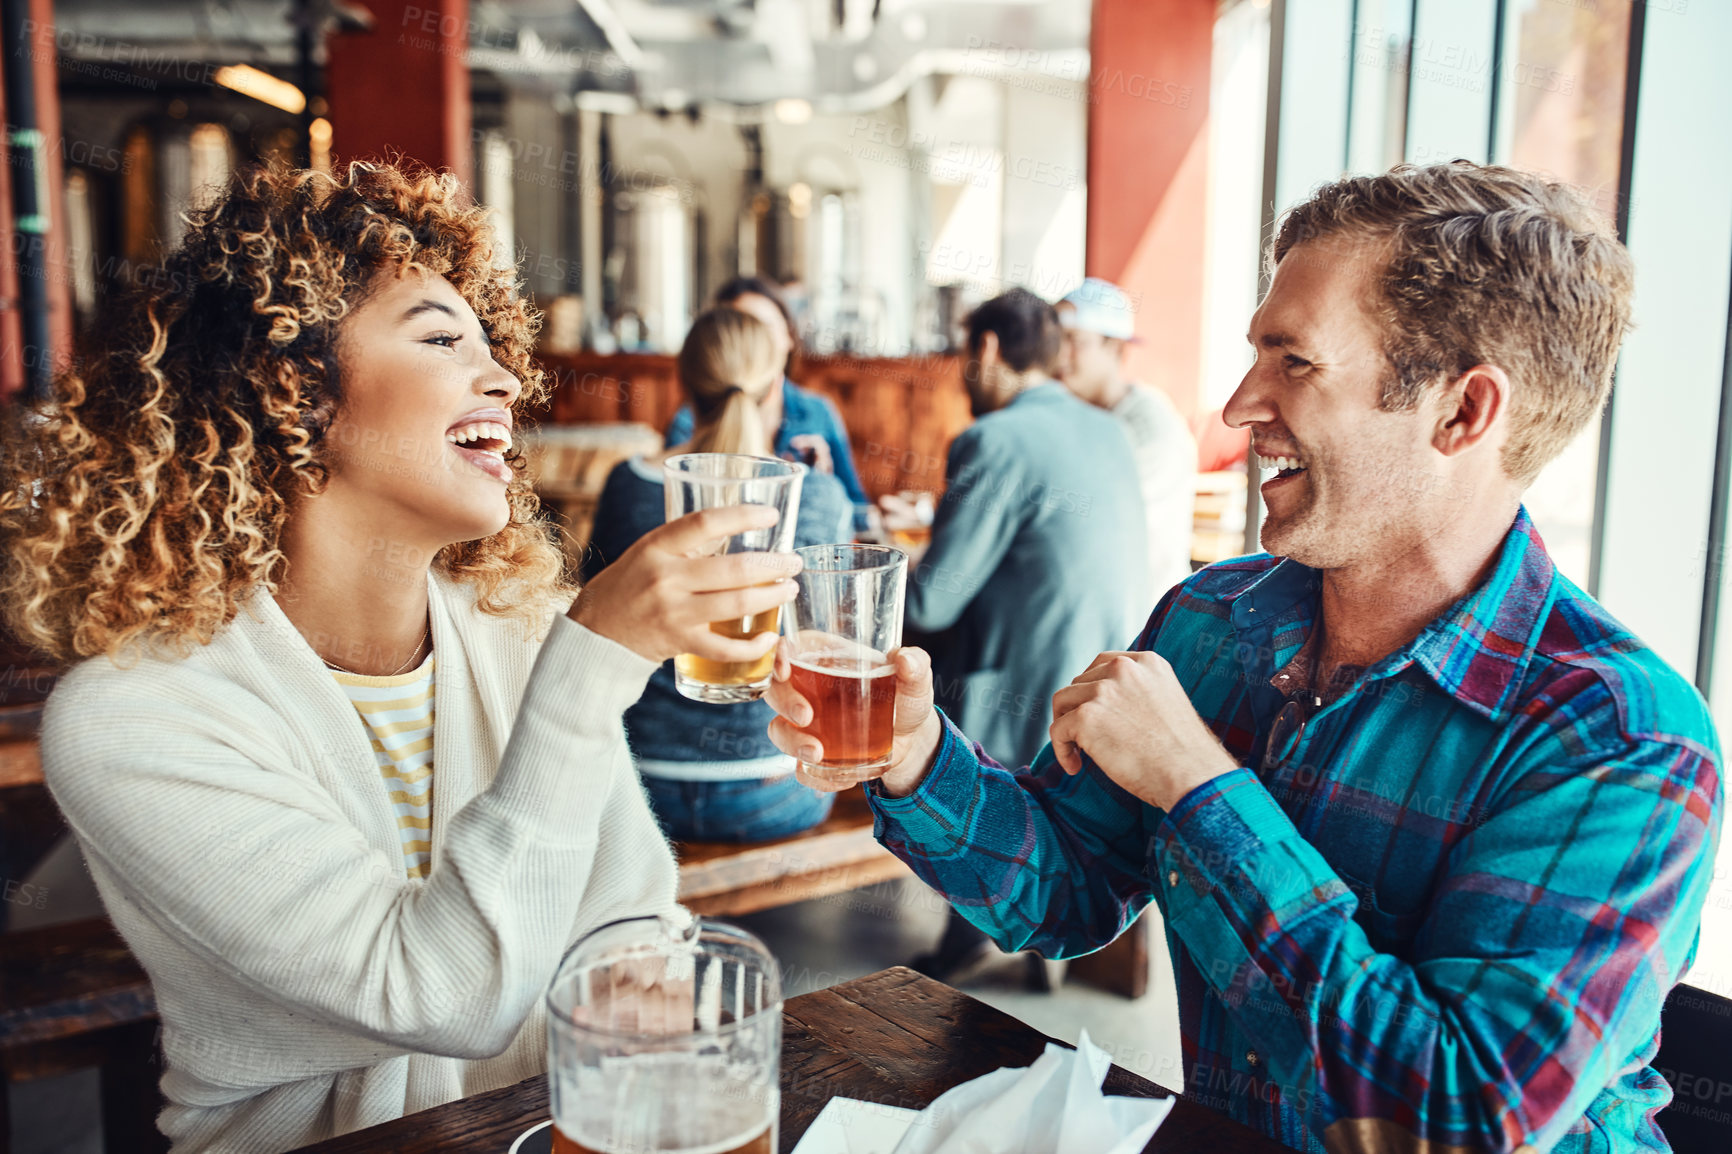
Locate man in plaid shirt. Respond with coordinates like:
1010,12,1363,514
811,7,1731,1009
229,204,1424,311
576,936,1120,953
767,162,1723,1152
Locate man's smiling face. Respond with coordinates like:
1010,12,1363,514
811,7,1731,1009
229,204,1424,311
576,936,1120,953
1225,235,1455,569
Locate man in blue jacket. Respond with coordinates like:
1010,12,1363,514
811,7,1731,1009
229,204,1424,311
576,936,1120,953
909,287,1150,769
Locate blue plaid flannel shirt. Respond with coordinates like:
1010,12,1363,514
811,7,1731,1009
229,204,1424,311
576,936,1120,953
866,507,1723,1152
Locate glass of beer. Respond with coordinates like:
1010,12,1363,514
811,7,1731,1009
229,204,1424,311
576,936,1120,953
547,915,781,1154
664,453,804,703
884,490,935,551
784,544,907,783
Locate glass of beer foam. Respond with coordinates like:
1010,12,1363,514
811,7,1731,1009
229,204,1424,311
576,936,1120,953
547,915,782,1154
785,544,908,783
664,454,804,704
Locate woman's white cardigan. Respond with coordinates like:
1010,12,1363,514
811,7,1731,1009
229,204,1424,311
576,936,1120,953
39,569,681,1153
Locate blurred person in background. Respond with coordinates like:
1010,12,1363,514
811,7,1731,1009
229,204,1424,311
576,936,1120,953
908,287,1150,768
0,163,800,1153
1057,277,1199,597
895,287,1150,985
586,307,852,842
665,275,873,531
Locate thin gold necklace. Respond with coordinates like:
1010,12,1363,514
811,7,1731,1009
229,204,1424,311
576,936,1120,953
322,623,431,677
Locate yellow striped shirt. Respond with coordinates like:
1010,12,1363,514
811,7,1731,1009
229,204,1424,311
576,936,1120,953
330,654,436,880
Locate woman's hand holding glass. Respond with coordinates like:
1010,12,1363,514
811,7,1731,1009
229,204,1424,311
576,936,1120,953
764,644,945,796
569,505,801,665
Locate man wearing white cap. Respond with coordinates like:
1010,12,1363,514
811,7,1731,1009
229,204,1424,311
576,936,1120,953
1057,277,1199,596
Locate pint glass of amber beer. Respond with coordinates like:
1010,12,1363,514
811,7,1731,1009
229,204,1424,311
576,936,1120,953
547,915,782,1154
785,544,908,783
664,454,803,704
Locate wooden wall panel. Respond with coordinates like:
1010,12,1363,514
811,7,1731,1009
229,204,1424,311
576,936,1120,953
531,352,971,501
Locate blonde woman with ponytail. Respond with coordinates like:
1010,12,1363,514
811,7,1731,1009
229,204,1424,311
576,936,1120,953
677,308,777,457
583,307,853,841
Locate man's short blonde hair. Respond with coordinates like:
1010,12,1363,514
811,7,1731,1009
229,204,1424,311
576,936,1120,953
1273,161,1634,485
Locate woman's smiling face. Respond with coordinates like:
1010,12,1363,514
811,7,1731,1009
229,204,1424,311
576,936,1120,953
322,267,525,549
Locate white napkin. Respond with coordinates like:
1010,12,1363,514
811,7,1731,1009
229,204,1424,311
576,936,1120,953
794,1097,922,1154
791,1031,1173,1154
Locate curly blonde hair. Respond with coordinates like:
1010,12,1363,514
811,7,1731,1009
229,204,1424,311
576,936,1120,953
0,161,573,667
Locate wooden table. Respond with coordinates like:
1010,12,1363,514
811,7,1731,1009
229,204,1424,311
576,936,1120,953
290,966,1281,1154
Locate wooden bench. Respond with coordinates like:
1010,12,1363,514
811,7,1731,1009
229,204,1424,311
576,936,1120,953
0,917,165,1154
0,739,40,792
673,789,912,916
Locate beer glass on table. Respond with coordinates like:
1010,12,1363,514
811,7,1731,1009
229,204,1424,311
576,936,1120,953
784,544,908,784
664,454,803,703
547,915,782,1154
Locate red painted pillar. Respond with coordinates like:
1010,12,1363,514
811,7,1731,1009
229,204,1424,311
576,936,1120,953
1086,0,1213,419
325,0,472,188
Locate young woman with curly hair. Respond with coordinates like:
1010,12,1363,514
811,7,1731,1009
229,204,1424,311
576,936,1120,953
0,162,797,1153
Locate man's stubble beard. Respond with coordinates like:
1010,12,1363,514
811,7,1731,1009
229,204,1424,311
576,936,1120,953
1257,478,1322,564
1261,442,1435,570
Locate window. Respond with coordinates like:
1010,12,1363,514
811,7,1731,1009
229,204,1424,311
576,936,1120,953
1493,0,1632,587
1346,0,1414,175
